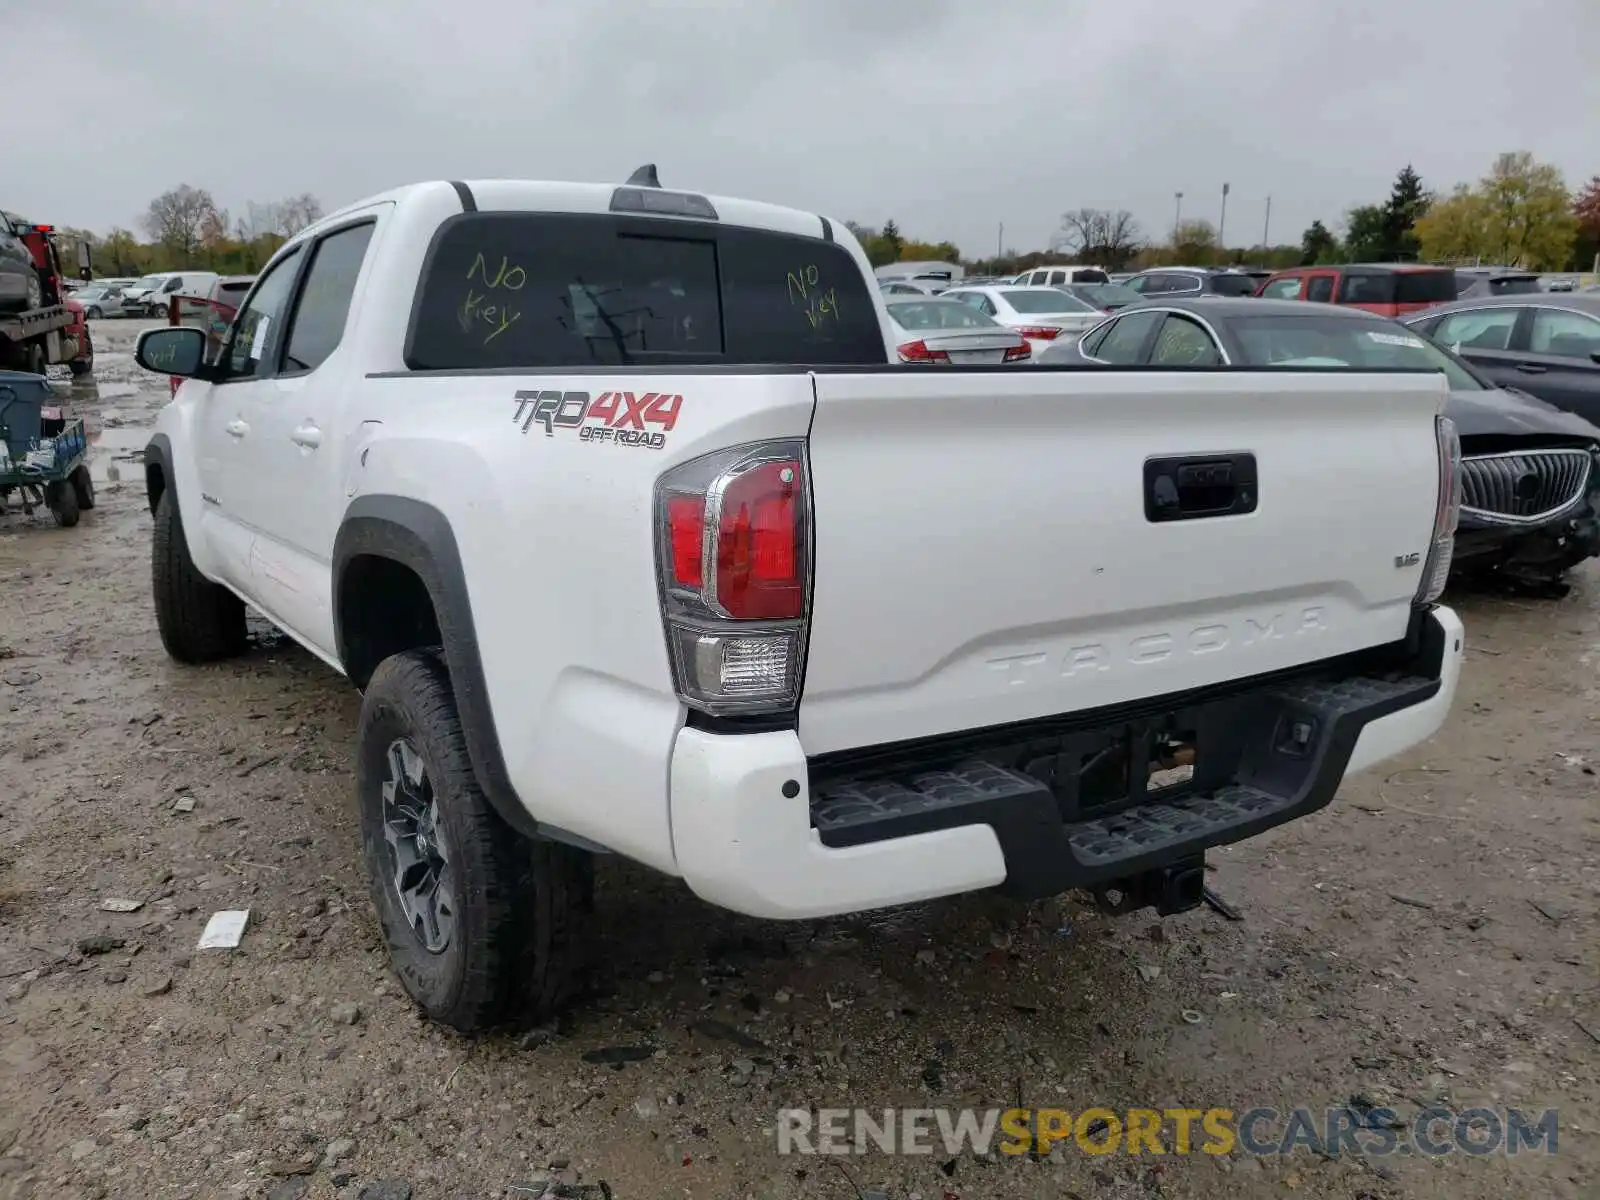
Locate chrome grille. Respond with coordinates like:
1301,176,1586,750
1460,449,1593,524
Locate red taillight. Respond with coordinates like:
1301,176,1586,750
656,441,811,715
1003,340,1031,362
897,339,950,363
667,495,705,587
1016,326,1061,340
715,460,802,619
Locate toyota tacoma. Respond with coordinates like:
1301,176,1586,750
133,170,1466,1031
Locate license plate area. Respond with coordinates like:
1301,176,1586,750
1022,717,1202,821
948,349,999,364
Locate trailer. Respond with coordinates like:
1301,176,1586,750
0,214,93,375
0,370,93,527
0,304,77,375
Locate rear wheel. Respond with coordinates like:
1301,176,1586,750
85,305,103,321
46,479,80,528
151,488,248,661
357,649,589,1032
70,464,95,511
23,342,46,376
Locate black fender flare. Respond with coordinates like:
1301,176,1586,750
332,495,536,840
143,432,173,516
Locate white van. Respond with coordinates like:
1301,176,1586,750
1014,265,1111,287
122,270,221,317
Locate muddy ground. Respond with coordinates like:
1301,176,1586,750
0,320,1596,1200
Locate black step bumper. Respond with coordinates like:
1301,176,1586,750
806,616,1450,900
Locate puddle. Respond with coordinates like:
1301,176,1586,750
87,426,151,485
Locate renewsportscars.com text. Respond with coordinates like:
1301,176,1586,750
775,1106,1559,1159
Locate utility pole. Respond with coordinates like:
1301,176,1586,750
1218,182,1230,253
1262,195,1272,253
997,222,1003,260
1173,192,1184,243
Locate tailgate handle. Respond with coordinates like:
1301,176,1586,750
1144,453,1258,522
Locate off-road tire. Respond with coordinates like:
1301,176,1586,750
46,479,80,528
70,464,95,511
24,273,42,310
151,488,247,661
357,649,589,1033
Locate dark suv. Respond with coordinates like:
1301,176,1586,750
1124,267,1267,299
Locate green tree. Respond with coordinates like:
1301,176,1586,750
880,219,903,258
1380,164,1429,260
1477,152,1577,268
1300,219,1338,265
1414,184,1491,262
1343,204,1387,261
1170,219,1219,266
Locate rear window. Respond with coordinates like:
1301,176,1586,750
407,212,885,369
886,300,997,331
1488,276,1541,295
1071,268,1110,284
1002,289,1094,314
1230,313,1484,390
1393,270,1458,304
1206,274,1260,297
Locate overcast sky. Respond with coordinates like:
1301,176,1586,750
7,0,1598,257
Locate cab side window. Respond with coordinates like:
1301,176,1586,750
1091,310,1163,363
1150,314,1223,365
282,223,376,375
219,247,303,382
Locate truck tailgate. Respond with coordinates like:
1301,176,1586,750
799,369,1449,755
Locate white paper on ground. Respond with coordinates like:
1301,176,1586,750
197,909,250,950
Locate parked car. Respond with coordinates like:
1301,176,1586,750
0,221,41,312
121,270,221,316
1453,268,1541,300
129,173,1461,1031
883,296,1032,363
1403,296,1600,426
72,282,127,319
1013,265,1111,287
1255,263,1458,317
1043,297,1600,586
939,284,1102,354
1123,267,1264,299
1057,281,1143,312
879,279,938,297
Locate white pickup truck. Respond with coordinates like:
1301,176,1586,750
134,171,1465,1032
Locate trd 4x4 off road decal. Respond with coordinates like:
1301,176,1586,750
512,389,684,449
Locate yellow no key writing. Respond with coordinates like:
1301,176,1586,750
460,252,527,345
787,264,840,330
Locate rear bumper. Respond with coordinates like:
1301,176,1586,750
670,606,1464,919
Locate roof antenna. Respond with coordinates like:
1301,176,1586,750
625,163,661,188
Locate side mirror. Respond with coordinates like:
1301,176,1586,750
135,326,208,378
1590,350,1600,366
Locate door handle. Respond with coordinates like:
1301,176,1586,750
290,423,323,449
225,419,249,438
1515,363,1547,374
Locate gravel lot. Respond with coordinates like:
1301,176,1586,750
1,320,1596,1200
